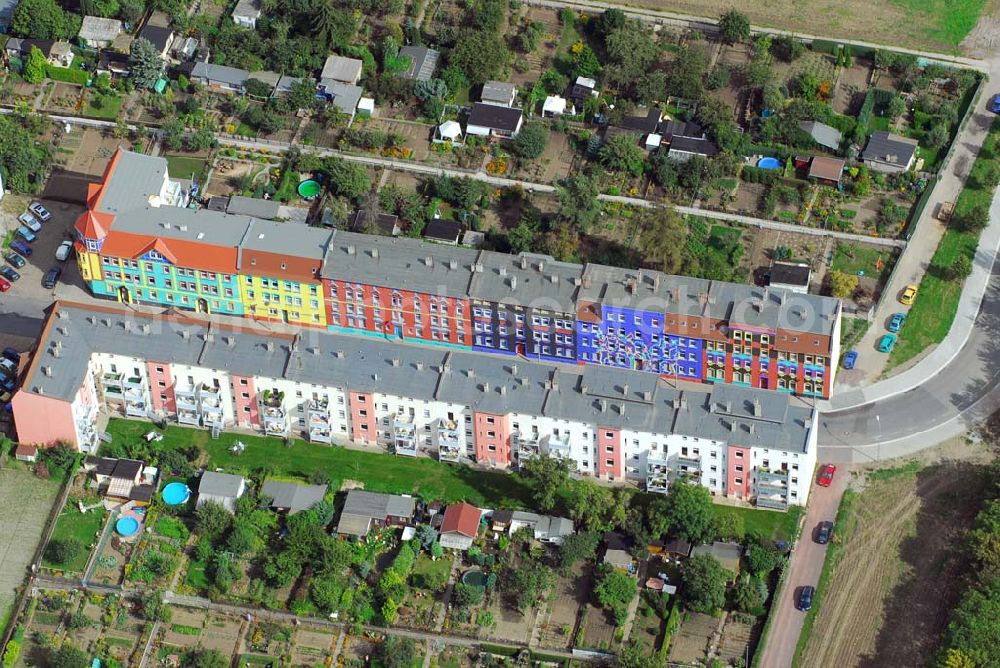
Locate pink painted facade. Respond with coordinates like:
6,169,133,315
597,427,623,480
231,375,259,428
472,411,511,467
726,445,752,499
348,391,376,445
11,392,77,447
146,361,175,414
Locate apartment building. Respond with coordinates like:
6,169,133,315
12,303,817,509
73,149,841,399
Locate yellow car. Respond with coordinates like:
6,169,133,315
899,284,918,305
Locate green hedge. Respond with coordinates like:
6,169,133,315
46,65,89,85
904,175,937,239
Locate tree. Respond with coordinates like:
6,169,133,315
507,221,536,253
244,77,273,99
772,35,806,62
48,643,89,668
949,254,974,281
559,530,600,570
264,550,301,586
414,524,439,551
322,157,371,201
733,574,766,614
828,270,859,299
564,480,627,533
187,126,216,152
12,0,67,39
506,560,555,612
195,500,232,544
512,122,549,160
129,37,165,89
557,173,602,232
379,637,418,668
139,590,171,622
520,454,572,512
595,568,637,626
414,78,448,102
665,44,709,100
888,94,907,120
45,538,83,565
941,574,1000,666
616,640,658,668
23,46,47,84
453,581,485,607
957,203,990,232
604,25,659,90
683,553,729,613
718,8,751,44
182,649,228,668
288,79,319,111
594,8,626,38
640,205,688,274
746,541,781,576
449,30,511,85
312,3,356,51
712,510,745,542
600,133,645,177
977,162,1000,191
665,481,715,544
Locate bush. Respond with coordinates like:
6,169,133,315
45,537,83,565
45,65,89,85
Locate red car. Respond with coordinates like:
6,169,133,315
0,277,10,292
818,464,836,487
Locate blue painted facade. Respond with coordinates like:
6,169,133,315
472,302,576,363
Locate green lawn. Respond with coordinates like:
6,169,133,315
185,558,209,590
83,94,122,120
831,242,892,278
889,0,986,47
887,118,1000,370
163,154,208,181
104,419,533,507
411,552,452,591
43,504,106,573
712,504,804,543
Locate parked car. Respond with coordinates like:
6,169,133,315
0,358,16,376
816,521,834,545
797,586,815,611
878,333,897,353
17,213,41,232
990,93,1000,114
1,347,20,364
899,284,918,305
5,252,26,268
55,240,73,262
0,376,14,393
842,350,858,370
818,463,836,487
10,240,31,257
16,226,36,243
42,266,62,289
0,266,19,282
888,312,906,333
0,277,9,292
28,202,51,222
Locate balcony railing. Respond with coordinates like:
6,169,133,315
393,415,418,456
436,419,462,462
676,455,701,470
309,424,333,444
124,376,144,391
307,399,330,425
101,372,124,394
263,413,289,436
544,434,571,457
175,389,198,410
177,408,200,425
513,431,540,461
756,495,789,511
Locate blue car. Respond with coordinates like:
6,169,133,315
16,226,36,243
878,334,897,353
843,350,858,369
9,240,31,257
888,312,906,333
990,93,1000,114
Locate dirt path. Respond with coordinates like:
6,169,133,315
799,460,988,667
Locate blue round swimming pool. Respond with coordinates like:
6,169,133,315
757,157,782,170
161,482,191,506
116,516,140,537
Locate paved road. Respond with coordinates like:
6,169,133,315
757,474,848,668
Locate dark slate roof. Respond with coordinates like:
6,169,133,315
130,484,155,502
467,103,522,132
138,24,172,52
6,38,54,57
348,210,400,236
399,46,439,82
618,108,660,134
862,131,918,167
226,195,280,220
112,458,143,480
86,456,117,476
769,262,811,288
669,135,718,157
661,120,703,139
423,218,462,243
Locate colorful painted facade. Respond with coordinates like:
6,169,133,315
73,149,842,399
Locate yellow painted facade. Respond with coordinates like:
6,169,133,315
237,274,327,326
76,250,103,282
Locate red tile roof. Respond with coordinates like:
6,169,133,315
14,444,37,457
441,502,480,538
241,249,322,283
75,210,115,240
100,231,238,275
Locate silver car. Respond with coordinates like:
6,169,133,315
28,202,51,222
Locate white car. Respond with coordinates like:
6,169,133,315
28,202,51,222
17,213,40,232
55,240,73,262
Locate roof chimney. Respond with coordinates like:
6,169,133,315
520,256,528,270
642,390,652,401
500,385,506,395
225,335,235,347
753,398,761,416
334,350,345,358
140,324,150,334
391,358,401,367
537,260,545,272
347,245,355,255
467,368,475,378
425,256,434,267
482,382,490,393
372,248,379,259
42,366,52,377
415,361,424,371
499,266,507,276
265,341,274,352
510,364,518,375
449,259,457,270
549,274,558,284
622,383,629,396
181,330,190,340
205,332,215,343
509,276,517,291
600,399,607,412
583,276,592,289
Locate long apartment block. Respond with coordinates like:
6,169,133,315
73,149,842,398
12,302,818,509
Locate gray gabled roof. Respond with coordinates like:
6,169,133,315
468,251,583,313
226,195,280,220
232,0,260,18
862,131,919,167
320,55,362,84
798,121,843,150
399,46,439,81
261,480,327,511
191,62,249,88
198,471,244,498
79,16,122,42
321,81,362,116
481,81,516,105
341,490,415,521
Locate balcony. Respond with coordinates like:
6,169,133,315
676,455,701,470
175,388,199,410
646,461,671,494
513,431,541,464
124,376,144,391
543,433,571,459
260,389,288,436
756,495,789,511
755,469,790,494
199,384,222,409
436,419,462,462
101,372,124,396
307,398,330,426
177,407,200,426
309,423,333,444
124,396,148,418
202,404,224,427
393,415,418,457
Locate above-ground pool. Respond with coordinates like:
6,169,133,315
298,179,321,199
757,157,782,170
116,516,140,537
161,482,191,506
461,570,487,588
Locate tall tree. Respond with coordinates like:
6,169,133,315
449,30,511,84
683,553,728,613
557,173,602,232
599,133,645,176
129,37,164,89
12,0,66,39
379,637,418,668
718,8,751,44
23,46,47,84
312,2,355,51
519,454,572,512
595,568,637,625
512,122,549,159
640,205,688,274
665,481,715,544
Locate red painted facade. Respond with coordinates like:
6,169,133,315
348,391,377,445
472,411,511,467
146,361,175,415
597,427,623,480
726,445,752,499
324,279,472,347
231,375,259,428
